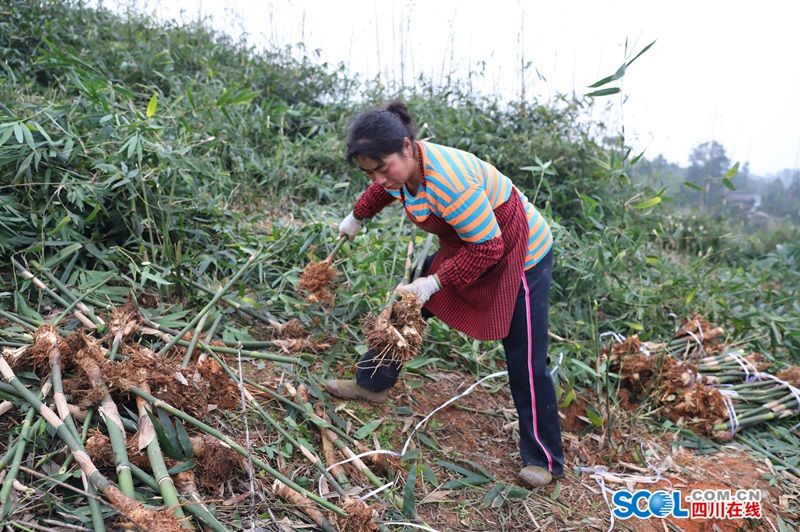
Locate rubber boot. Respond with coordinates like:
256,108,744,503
325,379,389,404
519,465,552,488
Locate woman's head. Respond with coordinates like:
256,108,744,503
346,100,418,166
346,100,421,191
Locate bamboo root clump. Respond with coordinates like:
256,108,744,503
610,315,800,441
299,237,346,303
0,256,363,530
362,291,427,367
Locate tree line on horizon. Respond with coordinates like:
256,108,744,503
630,141,800,223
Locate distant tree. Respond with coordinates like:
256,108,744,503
687,141,730,210
787,174,800,222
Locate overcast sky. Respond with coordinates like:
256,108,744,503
107,0,800,176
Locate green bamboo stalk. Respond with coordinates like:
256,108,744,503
198,332,347,515
0,308,40,331
0,417,47,475
731,397,798,428
380,236,417,314
157,249,261,356
242,377,357,445
0,403,39,519
12,259,99,330
146,322,302,364
135,389,189,526
188,345,353,493
714,394,798,431
41,328,107,532
324,235,347,263
0,356,177,530
128,386,347,518
247,393,348,498
49,274,112,328
127,463,227,532
146,318,305,363
736,434,800,477
181,313,208,368
149,259,281,325
75,352,136,497
412,233,435,280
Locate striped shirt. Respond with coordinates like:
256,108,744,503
381,142,552,270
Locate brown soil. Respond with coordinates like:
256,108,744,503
322,367,794,531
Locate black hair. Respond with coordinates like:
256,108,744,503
346,100,419,166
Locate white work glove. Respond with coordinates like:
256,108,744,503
338,212,362,241
397,275,441,305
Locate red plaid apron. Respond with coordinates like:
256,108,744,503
406,190,528,340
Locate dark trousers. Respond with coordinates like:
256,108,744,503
356,250,563,475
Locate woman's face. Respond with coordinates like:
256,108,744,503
356,138,415,191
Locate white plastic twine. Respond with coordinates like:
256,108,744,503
718,388,740,435
574,443,671,532
757,373,800,412
317,370,510,509
680,328,704,357
724,349,760,382
709,350,800,427
599,330,652,357
550,352,565,377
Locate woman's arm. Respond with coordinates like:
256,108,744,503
353,182,397,220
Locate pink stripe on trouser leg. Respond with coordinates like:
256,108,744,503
501,250,563,475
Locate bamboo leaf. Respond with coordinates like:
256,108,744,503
626,39,657,68
166,461,196,475
585,406,604,427
440,472,492,490
21,123,35,150
586,87,620,98
722,177,736,191
146,93,158,118
354,418,383,440
421,464,438,487
560,388,576,408
0,125,13,146
683,181,704,191
47,214,72,235
13,123,23,144
175,418,194,459
634,196,662,209
14,152,34,181
725,161,740,178
402,465,417,519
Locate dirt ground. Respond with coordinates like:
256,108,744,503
322,367,798,531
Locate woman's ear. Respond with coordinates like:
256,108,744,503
403,137,414,157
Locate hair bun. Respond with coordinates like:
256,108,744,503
384,100,412,125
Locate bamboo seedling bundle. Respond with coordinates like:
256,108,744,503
610,317,800,441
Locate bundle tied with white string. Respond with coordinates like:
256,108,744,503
604,315,800,440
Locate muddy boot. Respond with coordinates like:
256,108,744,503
325,379,389,404
519,465,552,488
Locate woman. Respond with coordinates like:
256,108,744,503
327,100,563,487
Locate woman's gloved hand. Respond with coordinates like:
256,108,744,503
397,275,441,305
338,212,362,241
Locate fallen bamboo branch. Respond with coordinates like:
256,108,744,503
156,249,261,356
135,383,191,527
128,386,347,518
0,355,184,531
13,259,99,330
273,479,336,532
